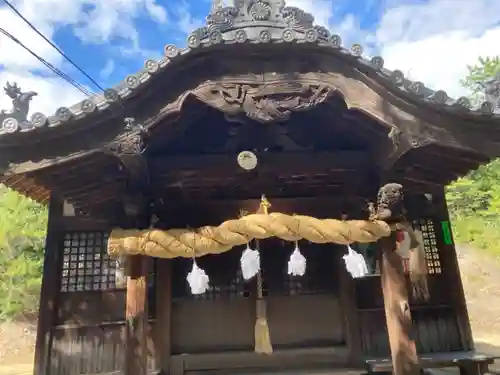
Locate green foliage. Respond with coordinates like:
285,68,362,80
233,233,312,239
447,55,500,257
461,56,500,95
0,185,48,320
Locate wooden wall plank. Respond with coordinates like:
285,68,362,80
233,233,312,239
50,324,158,375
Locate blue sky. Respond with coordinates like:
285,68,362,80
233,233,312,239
31,0,388,90
2,0,500,114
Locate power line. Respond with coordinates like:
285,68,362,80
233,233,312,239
0,28,93,97
2,0,105,92
1,27,169,132
1,1,167,128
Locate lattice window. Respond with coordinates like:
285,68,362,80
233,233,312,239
61,231,115,292
413,219,441,275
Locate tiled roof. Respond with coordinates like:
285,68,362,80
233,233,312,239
1,0,498,136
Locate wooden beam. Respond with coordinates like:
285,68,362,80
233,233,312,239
149,151,374,176
379,233,421,375
125,255,149,375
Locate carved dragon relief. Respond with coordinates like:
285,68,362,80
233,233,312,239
193,82,332,123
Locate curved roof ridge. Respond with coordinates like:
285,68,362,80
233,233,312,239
0,0,497,136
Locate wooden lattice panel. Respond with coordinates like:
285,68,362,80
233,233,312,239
412,219,442,275
61,231,115,292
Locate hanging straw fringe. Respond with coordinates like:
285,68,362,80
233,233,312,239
253,196,273,354
401,222,429,301
255,270,272,354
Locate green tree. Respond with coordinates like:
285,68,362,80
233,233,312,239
0,185,48,320
461,56,500,95
447,55,500,255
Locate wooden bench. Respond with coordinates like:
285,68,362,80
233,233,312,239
365,351,499,375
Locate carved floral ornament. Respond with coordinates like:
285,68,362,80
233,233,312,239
1,0,500,136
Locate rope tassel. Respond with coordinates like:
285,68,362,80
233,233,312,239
255,270,272,354
253,195,272,354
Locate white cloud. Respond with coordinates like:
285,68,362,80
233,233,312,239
0,71,85,115
174,2,204,35
374,0,500,98
301,0,500,99
0,0,168,115
99,60,116,81
284,0,333,29
380,27,500,98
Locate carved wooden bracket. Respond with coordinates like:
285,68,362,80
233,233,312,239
103,119,152,224
379,125,438,171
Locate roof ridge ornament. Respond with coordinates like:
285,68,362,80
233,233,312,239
200,0,324,44
0,82,38,134
211,0,223,12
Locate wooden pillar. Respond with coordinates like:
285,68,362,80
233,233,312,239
125,255,149,375
379,233,421,375
34,193,63,375
156,259,173,374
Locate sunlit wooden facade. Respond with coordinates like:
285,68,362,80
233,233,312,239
1,1,500,375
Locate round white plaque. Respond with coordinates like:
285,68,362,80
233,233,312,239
237,151,258,171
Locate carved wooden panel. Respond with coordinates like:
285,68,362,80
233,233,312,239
194,82,332,124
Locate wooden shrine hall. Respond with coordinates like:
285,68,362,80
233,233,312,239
1,1,500,375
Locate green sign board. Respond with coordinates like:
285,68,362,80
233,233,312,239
440,221,453,245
